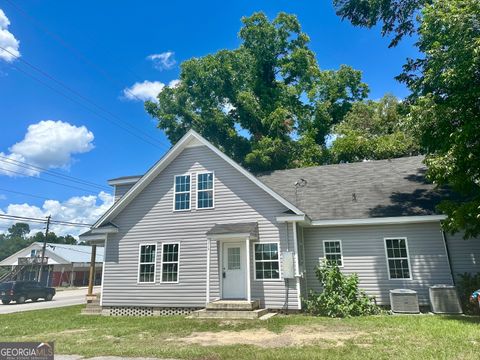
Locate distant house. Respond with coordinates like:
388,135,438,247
0,242,103,287
80,130,480,315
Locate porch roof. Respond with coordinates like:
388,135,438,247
206,222,258,239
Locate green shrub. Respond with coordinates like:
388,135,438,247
304,261,381,317
456,272,480,315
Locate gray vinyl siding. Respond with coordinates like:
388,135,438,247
446,232,480,280
102,145,299,309
303,222,453,305
114,184,135,202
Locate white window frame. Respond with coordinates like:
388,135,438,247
253,241,282,281
173,174,192,212
160,242,181,283
322,240,344,267
196,171,215,210
384,237,413,280
137,243,157,284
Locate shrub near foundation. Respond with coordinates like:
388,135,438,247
304,262,381,317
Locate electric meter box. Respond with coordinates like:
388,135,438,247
281,251,295,279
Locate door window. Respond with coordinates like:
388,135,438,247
227,247,240,270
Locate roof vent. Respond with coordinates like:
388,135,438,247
429,285,463,314
390,289,420,313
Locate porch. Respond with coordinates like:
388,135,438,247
201,222,274,319
205,222,259,304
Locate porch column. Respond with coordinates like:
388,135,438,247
87,244,97,296
206,239,211,304
245,237,251,302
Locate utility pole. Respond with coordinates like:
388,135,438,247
37,215,51,284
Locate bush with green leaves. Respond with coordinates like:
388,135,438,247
456,272,480,315
304,261,381,317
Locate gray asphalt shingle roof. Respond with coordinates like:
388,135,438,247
256,156,450,220
41,243,104,263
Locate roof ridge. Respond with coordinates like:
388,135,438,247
255,155,426,177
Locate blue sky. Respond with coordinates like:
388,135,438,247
0,0,419,236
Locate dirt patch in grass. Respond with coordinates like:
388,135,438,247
169,325,368,348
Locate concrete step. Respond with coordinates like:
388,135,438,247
192,308,268,319
206,300,260,311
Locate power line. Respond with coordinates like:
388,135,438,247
0,214,49,225
0,46,169,151
0,155,110,192
5,62,164,150
0,187,51,201
4,0,147,102
0,167,102,193
46,244,93,255
0,214,92,227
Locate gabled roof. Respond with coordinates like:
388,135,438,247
257,156,452,221
93,130,304,227
0,242,104,266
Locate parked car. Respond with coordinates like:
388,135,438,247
0,281,56,304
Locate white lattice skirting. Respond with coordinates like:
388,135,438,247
102,306,201,316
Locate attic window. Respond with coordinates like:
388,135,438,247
174,174,191,211
197,172,214,209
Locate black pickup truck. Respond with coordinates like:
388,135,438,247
0,281,55,304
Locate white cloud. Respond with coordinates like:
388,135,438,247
123,79,179,103
168,79,181,88
0,120,94,177
0,191,114,237
123,80,165,102
147,51,176,70
0,8,20,62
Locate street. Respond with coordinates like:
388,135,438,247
0,286,100,315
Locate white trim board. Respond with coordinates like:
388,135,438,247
309,215,446,227
107,177,142,186
93,130,303,228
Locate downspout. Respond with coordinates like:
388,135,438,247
285,222,289,312
441,230,455,285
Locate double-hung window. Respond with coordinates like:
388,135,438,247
161,243,180,283
323,240,343,267
254,243,280,280
385,238,411,279
197,172,214,209
174,175,191,211
138,244,156,283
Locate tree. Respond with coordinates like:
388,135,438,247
334,0,480,237
146,12,369,172
330,94,420,162
398,0,480,238
0,223,78,261
333,0,431,47
0,223,32,261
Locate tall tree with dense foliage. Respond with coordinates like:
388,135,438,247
399,0,480,238
146,12,368,172
330,94,420,162
333,0,480,238
333,0,430,47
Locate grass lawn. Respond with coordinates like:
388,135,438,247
1,306,479,359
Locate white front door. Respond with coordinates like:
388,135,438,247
222,242,246,299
